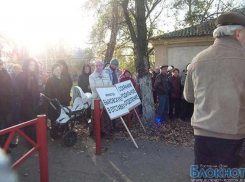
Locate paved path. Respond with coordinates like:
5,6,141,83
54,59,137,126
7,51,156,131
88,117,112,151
9,136,194,182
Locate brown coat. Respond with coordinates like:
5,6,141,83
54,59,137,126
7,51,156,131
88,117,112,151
184,36,245,139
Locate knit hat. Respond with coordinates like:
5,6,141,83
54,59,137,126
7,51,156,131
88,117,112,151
110,59,119,66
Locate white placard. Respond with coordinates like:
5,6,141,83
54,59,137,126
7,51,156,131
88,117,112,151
115,80,141,111
96,87,129,120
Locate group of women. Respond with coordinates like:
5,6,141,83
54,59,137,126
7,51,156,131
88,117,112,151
0,58,137,149
45,60,136,139
0,58,73,150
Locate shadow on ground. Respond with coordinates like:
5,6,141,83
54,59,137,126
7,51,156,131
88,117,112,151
9,130,194,182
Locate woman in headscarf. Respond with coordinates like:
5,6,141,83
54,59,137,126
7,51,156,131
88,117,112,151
89,61,113,137
78,64,92,93
44,63,71,127
57,59,73,92
119,69,138,126
78,64,92,119
119,69,136,88
17,58,40,142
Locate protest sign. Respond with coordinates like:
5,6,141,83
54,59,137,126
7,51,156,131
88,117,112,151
96,87,129,120
115,80,141,111
95,85,141,148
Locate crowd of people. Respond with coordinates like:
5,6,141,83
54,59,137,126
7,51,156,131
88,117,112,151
0,54,195,148
151,64,194,124
0,58,73,152
1,11,245,181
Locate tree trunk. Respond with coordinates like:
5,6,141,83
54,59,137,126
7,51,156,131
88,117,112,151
135,0,155,121
104,0,119,63
122,0,155,121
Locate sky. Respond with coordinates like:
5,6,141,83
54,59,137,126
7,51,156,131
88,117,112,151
0,0,244,57
0,0,94,55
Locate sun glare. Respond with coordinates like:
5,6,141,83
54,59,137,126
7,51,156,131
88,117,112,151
0,0,93,56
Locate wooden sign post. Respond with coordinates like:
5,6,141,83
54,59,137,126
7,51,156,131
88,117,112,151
96,87,138,148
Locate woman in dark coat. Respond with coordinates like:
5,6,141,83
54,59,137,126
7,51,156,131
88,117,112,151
78,64,92,93
17,58,40,142
10,64,22,125
45,63,71,127
169,68,182,120
0,59,13,148
57,60,73,91
78,64,92,119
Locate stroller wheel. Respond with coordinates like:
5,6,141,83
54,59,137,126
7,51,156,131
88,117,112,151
50,127,61,140
64,131,77,147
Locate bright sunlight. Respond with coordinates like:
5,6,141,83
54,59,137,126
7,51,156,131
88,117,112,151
0,0,93,56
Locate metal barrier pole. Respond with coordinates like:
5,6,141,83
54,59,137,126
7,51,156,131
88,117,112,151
94,99,101,155
36,115,49,182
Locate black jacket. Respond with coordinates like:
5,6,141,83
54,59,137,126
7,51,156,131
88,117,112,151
78,74,91,93
61,71,73,91
45,75,71,106
0,69,13,116
154,73,170,96
17,72,40,121
45,75,71,121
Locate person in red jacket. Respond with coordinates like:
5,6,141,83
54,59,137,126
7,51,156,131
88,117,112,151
119,69,136,88
119,69,138,127
169,68,182,120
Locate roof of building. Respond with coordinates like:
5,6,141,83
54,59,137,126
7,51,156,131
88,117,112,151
152,8,245,40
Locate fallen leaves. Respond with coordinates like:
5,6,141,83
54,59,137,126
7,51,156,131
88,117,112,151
71,117,194,150
113,117,194,148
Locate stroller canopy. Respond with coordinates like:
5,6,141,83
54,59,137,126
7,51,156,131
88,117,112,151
72,86,92,109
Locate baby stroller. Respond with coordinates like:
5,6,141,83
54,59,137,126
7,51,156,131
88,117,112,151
42,86,92,147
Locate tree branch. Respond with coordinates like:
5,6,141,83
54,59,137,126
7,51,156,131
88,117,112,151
129,8,137,20
201,0,215,22
146,0,162,19
148,47,154,55
121,0,137,44
151,2,165,24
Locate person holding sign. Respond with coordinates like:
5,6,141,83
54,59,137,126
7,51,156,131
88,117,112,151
119,69,138,126
119,69,137,88
89,61,113,137
104,59,120,129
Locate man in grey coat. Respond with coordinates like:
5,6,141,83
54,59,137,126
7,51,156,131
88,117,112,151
184,12,245,174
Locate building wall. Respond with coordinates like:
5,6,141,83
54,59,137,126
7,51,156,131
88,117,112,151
151,36,214,74
154,44,168,69
167,45,210,74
